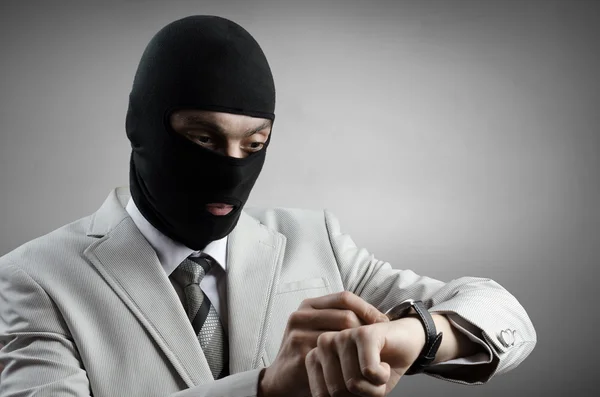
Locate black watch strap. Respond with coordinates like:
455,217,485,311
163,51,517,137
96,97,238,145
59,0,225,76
385,299,443,375
405,300,443,375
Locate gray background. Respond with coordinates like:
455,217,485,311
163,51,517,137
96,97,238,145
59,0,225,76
1,0,598,395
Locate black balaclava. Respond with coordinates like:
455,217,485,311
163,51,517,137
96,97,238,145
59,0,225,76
126,15,276,250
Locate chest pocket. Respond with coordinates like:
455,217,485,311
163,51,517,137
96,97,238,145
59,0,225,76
277,277,329,294
263,277,335,364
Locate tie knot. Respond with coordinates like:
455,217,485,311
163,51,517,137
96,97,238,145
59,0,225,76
172,255,213,288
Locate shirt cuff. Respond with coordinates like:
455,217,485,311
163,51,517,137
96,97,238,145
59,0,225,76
429,313,492,366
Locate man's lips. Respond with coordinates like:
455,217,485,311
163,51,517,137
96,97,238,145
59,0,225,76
205,203,234,216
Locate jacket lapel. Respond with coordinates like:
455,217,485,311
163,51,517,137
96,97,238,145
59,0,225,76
226,211,286,373
84,188,213,387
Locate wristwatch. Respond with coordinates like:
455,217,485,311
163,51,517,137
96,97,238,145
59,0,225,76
384,299,443,375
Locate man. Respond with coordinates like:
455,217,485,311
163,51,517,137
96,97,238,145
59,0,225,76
0,15,536,397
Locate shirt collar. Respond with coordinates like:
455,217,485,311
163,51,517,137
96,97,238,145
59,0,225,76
125,198,227,276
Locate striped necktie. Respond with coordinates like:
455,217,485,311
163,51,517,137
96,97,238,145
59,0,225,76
171,254,228,379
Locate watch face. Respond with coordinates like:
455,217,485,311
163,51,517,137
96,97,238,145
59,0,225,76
384,299,415,321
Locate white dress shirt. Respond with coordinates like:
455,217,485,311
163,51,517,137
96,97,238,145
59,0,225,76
126,198,229,332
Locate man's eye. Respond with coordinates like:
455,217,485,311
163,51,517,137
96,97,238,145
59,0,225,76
191,135,213,145
247,142,265,151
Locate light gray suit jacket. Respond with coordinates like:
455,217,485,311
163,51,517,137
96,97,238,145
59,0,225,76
0,187,536,397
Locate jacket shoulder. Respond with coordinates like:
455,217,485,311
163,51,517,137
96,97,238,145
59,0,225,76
0,214,96,275
243,207,331,234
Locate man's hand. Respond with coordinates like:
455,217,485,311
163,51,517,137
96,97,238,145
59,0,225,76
303,312,483,397
304,316,428,397
259,291,389,397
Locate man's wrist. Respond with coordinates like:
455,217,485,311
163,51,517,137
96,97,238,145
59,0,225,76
431,314,483,364
431,314,454,363
388,315,427,363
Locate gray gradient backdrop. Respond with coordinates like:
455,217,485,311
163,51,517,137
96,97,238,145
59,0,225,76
1,0,599,395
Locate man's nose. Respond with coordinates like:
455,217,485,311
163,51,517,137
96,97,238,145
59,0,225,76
223,143,245,159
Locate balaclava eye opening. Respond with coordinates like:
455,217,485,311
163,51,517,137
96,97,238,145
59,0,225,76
126,15,276,250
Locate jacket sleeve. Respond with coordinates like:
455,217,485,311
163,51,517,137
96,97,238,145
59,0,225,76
0,261,264,397
0,262,93,396
323,210,537,384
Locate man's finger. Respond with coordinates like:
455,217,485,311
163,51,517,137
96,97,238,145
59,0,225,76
284,328,323,353
337,335,387,397
302,291,388,324
316,333,348,397
354,327,390,385
306,348,330,397
289,308,364,330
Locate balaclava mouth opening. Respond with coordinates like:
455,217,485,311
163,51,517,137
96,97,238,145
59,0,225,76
126,15,276,250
